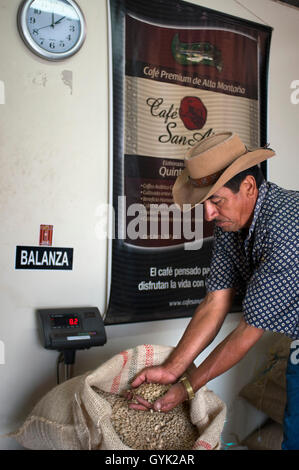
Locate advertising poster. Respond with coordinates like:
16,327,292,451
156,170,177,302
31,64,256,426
105,0,272,324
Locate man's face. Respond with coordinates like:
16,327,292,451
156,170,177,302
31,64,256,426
203,178,257,232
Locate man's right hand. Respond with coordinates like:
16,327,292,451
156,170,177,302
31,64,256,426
126,366,179,411
130,365,178,389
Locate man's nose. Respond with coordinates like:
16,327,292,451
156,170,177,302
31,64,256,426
203,200,219,222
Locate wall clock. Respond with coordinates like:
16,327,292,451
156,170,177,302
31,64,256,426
17,0,86,60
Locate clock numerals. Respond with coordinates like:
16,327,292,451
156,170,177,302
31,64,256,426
18,0,85,60
27,18,79,52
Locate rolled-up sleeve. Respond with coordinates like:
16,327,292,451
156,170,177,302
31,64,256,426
243,240,299,338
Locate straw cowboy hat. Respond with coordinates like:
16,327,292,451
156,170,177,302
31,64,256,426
172,131,275,211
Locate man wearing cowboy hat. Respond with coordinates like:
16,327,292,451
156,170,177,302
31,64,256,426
128,132,299,450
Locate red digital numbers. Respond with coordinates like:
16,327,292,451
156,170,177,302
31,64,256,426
69,317,78,326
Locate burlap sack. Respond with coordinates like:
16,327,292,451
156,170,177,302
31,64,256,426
7,344,226,450
239,335,291,424
241,419,283,450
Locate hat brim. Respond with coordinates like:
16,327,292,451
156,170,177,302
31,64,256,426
172,148,275,211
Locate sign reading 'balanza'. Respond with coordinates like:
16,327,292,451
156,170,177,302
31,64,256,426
15,246,73,270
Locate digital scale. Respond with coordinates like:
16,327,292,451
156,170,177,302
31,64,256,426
38,307,107,383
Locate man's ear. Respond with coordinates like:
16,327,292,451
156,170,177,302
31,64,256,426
241,175,257,197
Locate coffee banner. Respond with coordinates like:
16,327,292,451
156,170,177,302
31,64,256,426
105,0,272,324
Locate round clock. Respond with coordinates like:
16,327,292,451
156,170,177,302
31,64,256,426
17,0,86,60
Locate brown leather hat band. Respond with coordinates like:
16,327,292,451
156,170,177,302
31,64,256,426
188,169,224,188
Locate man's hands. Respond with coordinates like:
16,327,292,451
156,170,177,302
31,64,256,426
131,365,177,388
126,365,192,412
128,381,187,412
125,290,236,413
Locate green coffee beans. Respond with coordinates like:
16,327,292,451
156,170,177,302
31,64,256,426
96,383,198,450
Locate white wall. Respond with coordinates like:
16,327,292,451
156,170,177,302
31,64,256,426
0,0,298,450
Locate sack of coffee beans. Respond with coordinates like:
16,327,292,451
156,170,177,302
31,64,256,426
8,344,226,450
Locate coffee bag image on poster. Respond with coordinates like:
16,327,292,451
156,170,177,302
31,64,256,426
105,0,272,324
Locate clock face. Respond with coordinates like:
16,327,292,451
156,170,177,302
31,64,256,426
18,0,86,60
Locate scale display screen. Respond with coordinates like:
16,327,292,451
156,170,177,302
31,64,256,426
38,307,107,351
50,314,80,329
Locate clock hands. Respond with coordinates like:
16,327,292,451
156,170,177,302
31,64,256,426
54,16,66,25
35,15,66,32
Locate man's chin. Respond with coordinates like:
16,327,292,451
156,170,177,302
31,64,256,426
215,221,238,232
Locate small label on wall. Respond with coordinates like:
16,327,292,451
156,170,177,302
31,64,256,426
15,246,73,270
39,225,53,246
